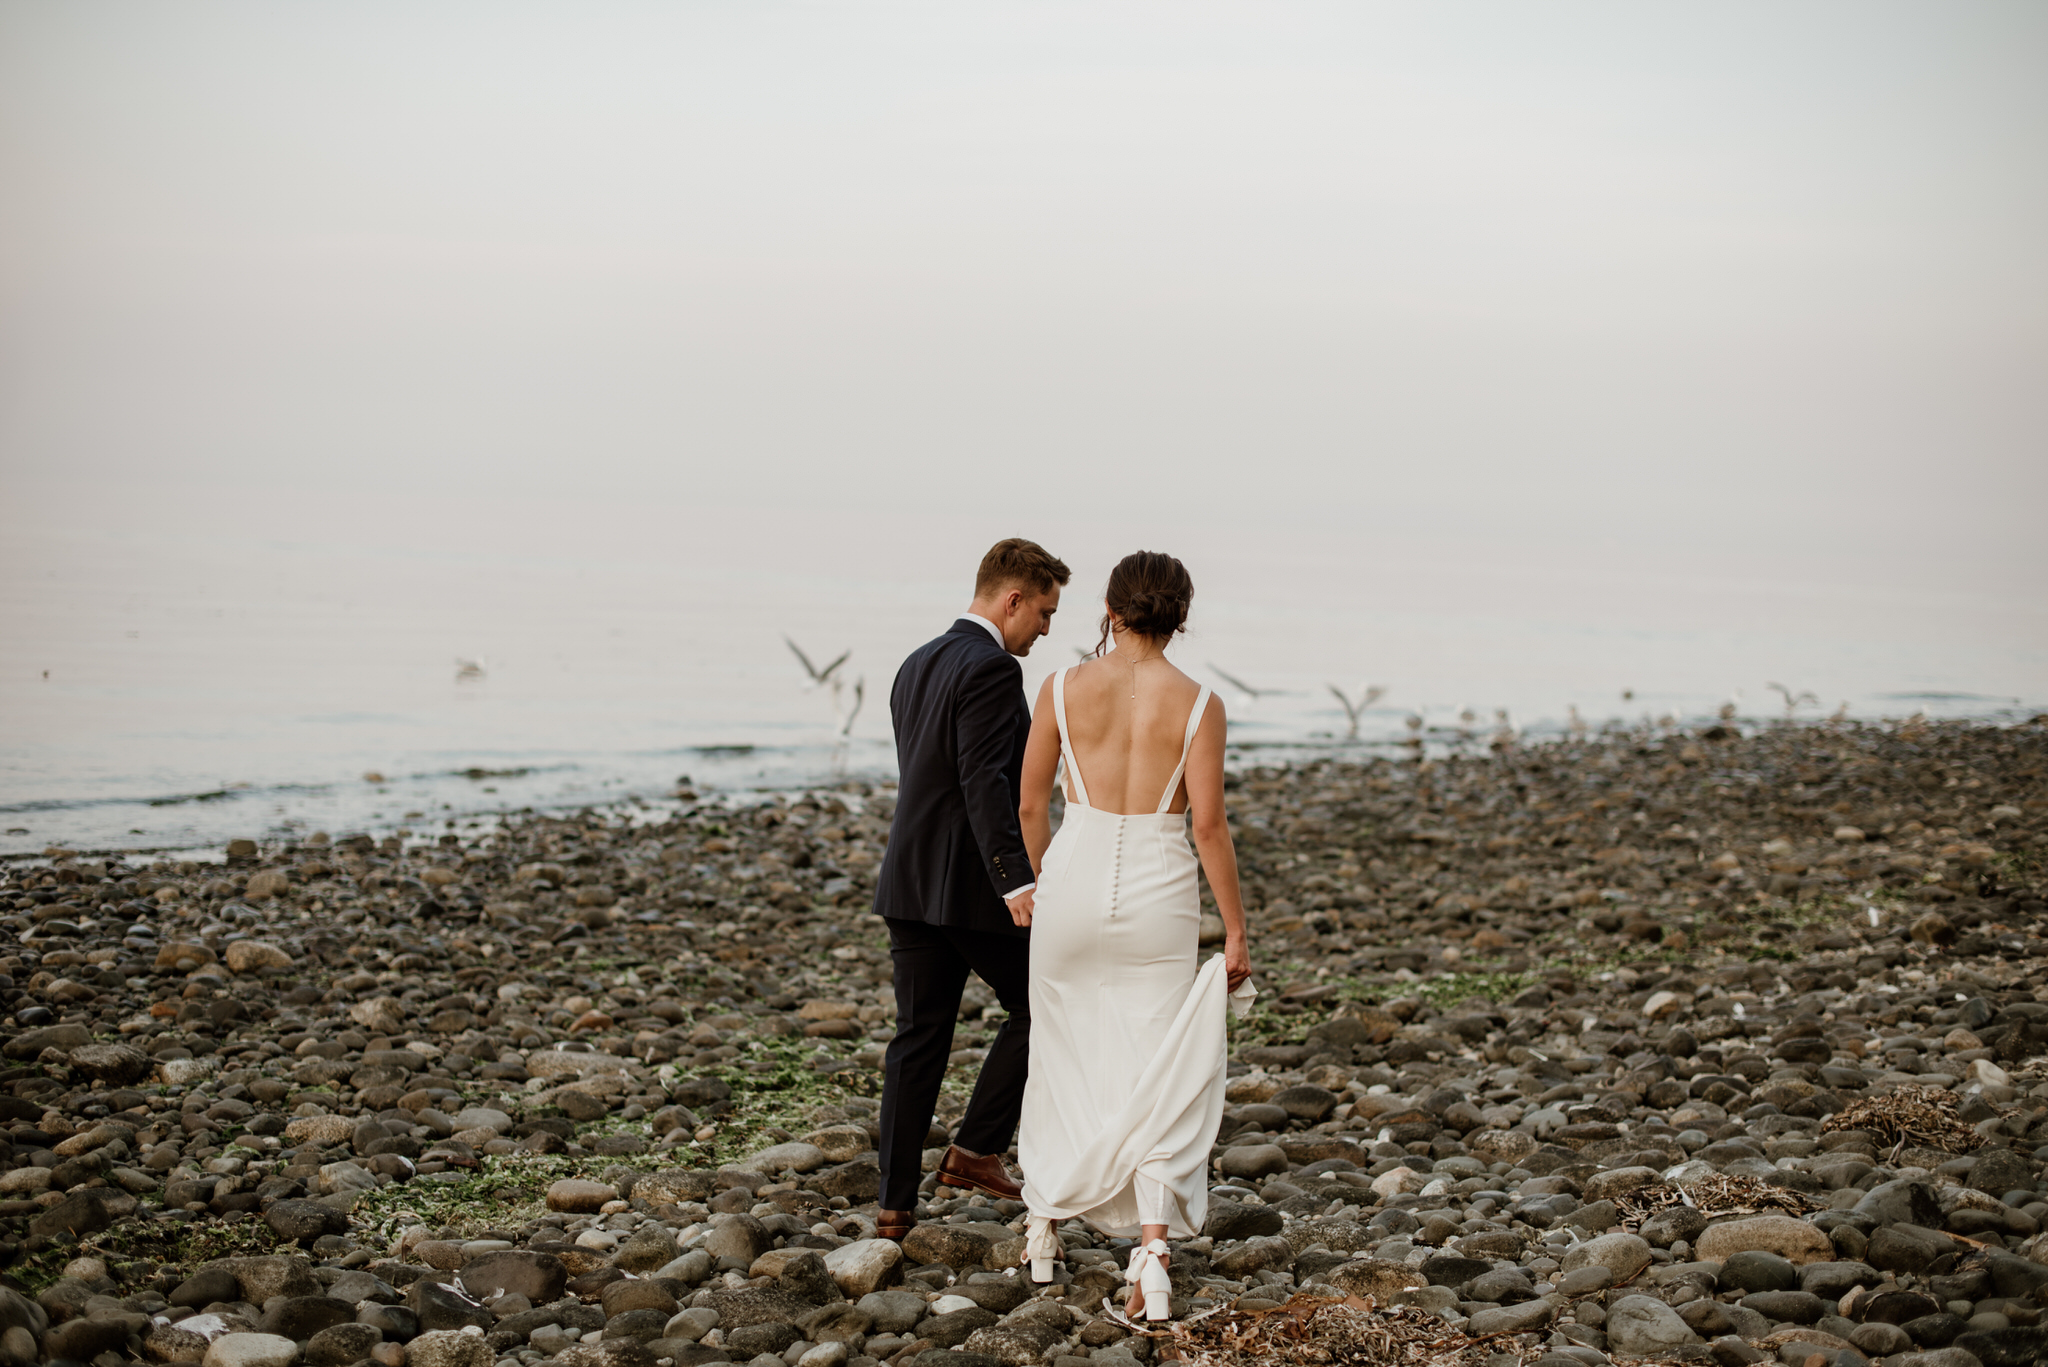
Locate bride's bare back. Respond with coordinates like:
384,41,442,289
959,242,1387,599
1053,656,1211,815
1014,549,1248,1000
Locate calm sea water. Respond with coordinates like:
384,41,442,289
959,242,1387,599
3,495,2040,857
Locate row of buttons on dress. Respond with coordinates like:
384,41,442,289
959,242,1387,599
1109,814,1124,915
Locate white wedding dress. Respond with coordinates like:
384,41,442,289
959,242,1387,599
1019,668,1250,1240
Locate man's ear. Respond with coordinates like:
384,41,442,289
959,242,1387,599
1003,588,1024,615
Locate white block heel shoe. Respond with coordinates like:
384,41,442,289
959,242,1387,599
1023,1216,1061,1284
1125,1239,1172,1321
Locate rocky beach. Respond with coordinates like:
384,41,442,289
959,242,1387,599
1,715,2045,1367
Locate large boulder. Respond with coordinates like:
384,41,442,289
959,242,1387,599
1465,1299,1558,1337
1957,1326,2048,1367
961,1319,1068,1366
901,1225,995,1270
857,1290,930,1336
612,1228,680,1274
405,1281,491,1333
3,1024,91,1059
406,1329,496,1367
546,1179,616,1213
704,1214,775,1264
265,1199,349,1244
256,1297,353,1340
633,1170,718,1206
805,1126,873,1163
734,1142,827,1175
1852,1180,1943,1229
224,939,293,973
144,1313,250,1364
810,1157,882,1202
461,1251,567,1304
601,1281,679,1320
823,1239,903,1297
918,1307,999,1349
776,1251,844,1306
1202,1201,1283,1241
1560,1232,1652,1283
207,1256,322,1304
1639,1205,1709,1248
68,1043,153,1085
1695,1215,1833,1265
1581,1167,1663,1203
28,1192,112,1240
1218,1144,1289,1181
1604,1296,1700,1357
201,1334,300,1367
304,1323,385,1367
46,1313,145,1361
1214,1237,1294,1279
1719,1250,1799,1293
697,1286,818,1329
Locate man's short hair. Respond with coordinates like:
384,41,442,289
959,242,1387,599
975,538,1071,598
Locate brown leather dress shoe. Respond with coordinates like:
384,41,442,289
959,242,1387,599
937,1145,1023,1202
876,1209,916,1242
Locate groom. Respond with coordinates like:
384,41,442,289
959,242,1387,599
871,537,1069,1240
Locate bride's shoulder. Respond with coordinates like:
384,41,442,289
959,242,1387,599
1159,664,1219,714
1050,657,1103,694
1176,669,1226,721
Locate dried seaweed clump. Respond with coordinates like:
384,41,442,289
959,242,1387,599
1821,1084,1982,1155
1615,1171,1824,1228
1146,1293,1529,1367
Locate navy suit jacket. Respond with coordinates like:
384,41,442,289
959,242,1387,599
873,619,1034,938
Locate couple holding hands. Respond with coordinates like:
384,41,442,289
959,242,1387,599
870,539,1255,1322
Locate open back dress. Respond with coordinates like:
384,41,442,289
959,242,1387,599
1017,667,1243,1238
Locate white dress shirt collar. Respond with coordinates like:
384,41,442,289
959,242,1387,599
958,613,1006,650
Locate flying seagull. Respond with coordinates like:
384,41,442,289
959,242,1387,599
1766,682,1818,719
784,637,850,689
1326,684,1387,740
1209,663,1268,705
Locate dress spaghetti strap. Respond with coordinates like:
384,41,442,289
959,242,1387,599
1155,685,1212,814
1052,667,1090,809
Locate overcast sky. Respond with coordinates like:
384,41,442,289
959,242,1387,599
3,2,2044,635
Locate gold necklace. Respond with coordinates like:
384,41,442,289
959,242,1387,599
1120,645,1159,699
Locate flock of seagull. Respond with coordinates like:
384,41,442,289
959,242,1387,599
453,644,1840,748
779,638,1848,747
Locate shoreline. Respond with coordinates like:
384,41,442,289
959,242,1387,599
7,705,2042,865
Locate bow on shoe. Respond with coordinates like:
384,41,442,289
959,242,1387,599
1124,1239,1172,1321
1023,1216,1062,1283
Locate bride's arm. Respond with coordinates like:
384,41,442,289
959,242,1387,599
1018,674,1062,881
1184,695,1252,990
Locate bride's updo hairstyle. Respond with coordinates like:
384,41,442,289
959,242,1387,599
1095,551,1194,655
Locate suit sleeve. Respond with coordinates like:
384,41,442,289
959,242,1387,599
954,651,1035,899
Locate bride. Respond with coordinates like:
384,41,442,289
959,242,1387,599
1012,550,1254,1321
